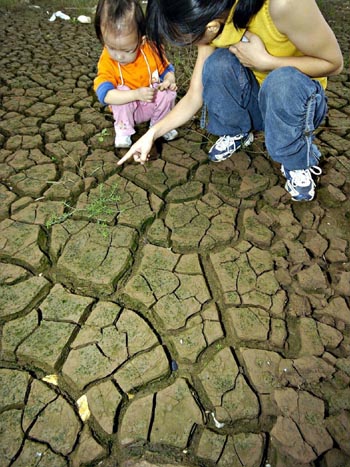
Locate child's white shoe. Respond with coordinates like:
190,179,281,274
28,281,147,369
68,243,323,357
163,129,178,141
115,135,132,148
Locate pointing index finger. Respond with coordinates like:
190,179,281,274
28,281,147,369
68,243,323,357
117,147,137,166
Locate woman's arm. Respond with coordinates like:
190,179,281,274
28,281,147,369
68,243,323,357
230,0,343,78
149,45,214,137
118,44,215,165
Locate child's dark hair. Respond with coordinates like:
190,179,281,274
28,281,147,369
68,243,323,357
95,0,146,44
146,0,265,55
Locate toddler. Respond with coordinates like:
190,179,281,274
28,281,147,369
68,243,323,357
94,0,178,148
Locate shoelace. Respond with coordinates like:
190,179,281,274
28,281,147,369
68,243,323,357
215,134,244,151
289,166,322,187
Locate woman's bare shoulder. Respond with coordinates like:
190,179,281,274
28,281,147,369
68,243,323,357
269,0,294,16
269,0,323,34
269,0,305,18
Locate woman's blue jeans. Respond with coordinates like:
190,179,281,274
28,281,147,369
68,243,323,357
202,48,328,170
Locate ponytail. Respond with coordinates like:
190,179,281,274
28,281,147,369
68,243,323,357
233,0,265,29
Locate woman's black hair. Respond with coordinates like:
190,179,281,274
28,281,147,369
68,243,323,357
95,0,146,44
234,0,265,28
146,0,265,57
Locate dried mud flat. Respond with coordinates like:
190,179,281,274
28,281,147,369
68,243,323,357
0,2,349,467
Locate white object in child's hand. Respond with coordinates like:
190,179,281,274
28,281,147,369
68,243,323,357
241,35,249,42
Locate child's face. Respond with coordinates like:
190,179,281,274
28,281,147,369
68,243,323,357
103,28,140,65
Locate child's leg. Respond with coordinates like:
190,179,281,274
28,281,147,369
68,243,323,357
259,67,327,170
202,48,263,136
149,88,176,126
110,85,138,137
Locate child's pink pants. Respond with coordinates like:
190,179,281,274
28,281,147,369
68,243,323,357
110,85,176,136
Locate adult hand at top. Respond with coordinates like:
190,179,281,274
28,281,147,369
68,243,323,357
229,31,271,72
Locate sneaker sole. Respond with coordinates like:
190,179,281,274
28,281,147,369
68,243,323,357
209,132,254,163
115,144,132,149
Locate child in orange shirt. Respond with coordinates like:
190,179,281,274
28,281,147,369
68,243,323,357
94,0,178,148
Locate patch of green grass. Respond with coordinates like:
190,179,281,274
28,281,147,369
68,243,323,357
0,0,96,11
85,183,120,219
317,0,335,19
46,183,121,237
97,128,110,142
0,0,96,21
37,0,96,10
167,44,197,98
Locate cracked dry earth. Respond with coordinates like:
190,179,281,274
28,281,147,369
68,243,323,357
0,3,350,467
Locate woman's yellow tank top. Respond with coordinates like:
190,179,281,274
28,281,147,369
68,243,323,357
211,0,327,88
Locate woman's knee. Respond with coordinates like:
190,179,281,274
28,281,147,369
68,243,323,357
260,67,312,102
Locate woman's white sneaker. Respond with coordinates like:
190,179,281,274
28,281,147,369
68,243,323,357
208,132,254,162
281,165,322,201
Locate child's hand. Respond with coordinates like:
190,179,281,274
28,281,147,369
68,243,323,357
158,72,177,91
136,87,156,102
